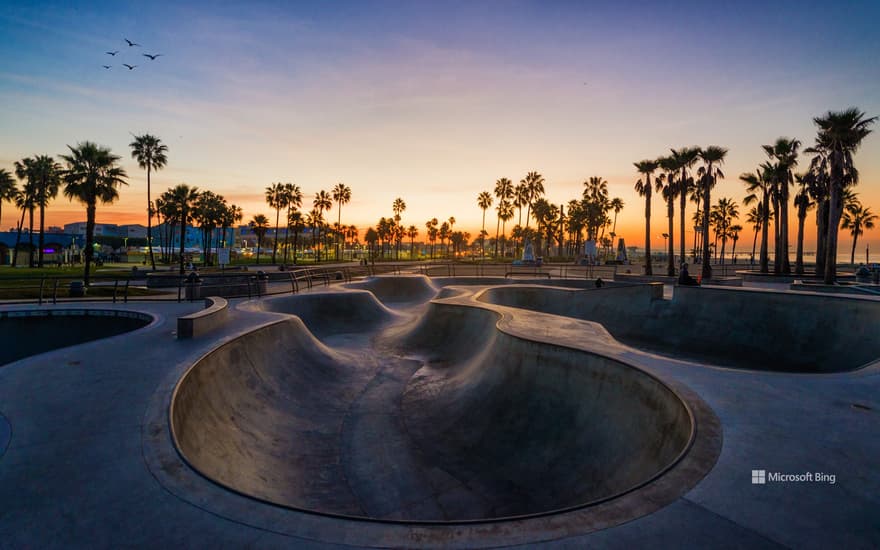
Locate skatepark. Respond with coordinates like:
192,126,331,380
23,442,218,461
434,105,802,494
0,274,878,547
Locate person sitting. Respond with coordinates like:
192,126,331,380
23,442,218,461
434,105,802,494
678,263,700,286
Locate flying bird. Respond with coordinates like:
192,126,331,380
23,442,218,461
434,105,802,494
102,65,111,69
123,64,137,70
142,53,162,60
124,38,141,47
106,51,119,56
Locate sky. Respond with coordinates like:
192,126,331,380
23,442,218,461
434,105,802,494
1,0,879,254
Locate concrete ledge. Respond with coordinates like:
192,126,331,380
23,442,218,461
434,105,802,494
177,296,229,339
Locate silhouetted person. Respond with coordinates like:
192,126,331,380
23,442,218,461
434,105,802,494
678,263,699,286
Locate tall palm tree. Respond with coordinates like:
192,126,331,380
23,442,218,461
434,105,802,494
477,190,493,257
130,134,168,270
13,158,38,267
0,169,16,232
669,147,700,268
313,190,332,262
741,167,773,273
729,224,743,263
657,156,679,275
166,184,200,274
249,214,270,264
493,178,513,257
498,201,514,257
697,146,728,279
407,225,418,258
282,183,303,264
392,197,406,259
513,182,529,255
711,197,739,264
59,142,128,284
762,138,800,274
842,201,877,264
609,197,624,245
521,171,545,233
265,182,287,264
17,155,61,267
812,108,876,283
793,176,814,274
288,210,305,263
634,159,659,275
332,183,352,261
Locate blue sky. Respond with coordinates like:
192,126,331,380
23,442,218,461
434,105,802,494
1,0,878,247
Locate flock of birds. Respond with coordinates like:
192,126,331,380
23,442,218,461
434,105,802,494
101,38,162,71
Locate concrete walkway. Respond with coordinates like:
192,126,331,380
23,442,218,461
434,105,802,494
0,279,877,548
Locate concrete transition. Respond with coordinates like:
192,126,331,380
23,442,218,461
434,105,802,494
479,283,880,372
0,309,152,366
171,275,699,522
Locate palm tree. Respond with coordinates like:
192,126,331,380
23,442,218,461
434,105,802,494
741,167,773,273
634,160,659,275
729,224,743,263
130,134,168,270
793,176,814,274
265,182,287,264
842,201,877,264
392,198,406,259
711,197,739,264
697,146,728,280
493,178,513,257
812,108,876,283
477,190,493,257
669,147,700,268
13,158,37,267
514,182,529,255
657,156,679,275
282,183,303,264
249,214,269,264
498,201,514,257
332,183,352,261
313,191,332,262
0,169,16,232
17,155,61,267
165,184,200,273
521,171,545,234
762,138,800,274
609,197,624,246
59,142,128,284
426,218,439,259
407,225,419,258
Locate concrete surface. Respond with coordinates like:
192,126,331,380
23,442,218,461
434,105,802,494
177,296,229,339
0,276,878,548
479,283,880,372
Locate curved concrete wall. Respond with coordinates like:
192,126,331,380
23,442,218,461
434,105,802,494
171,298,692,521
257,290,397,338
0,309,152,366
479,284,880,372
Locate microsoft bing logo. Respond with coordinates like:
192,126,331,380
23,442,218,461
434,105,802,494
751,470,766,484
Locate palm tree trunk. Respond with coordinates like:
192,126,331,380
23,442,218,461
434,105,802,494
816,200,828,276
179,215,186,275
824,153,845,284
12,208,25,267
679,182,686,266
147,164,156,270
760,193,770,273
850,232,858,265
481,209,487,256
283,207,291,265
644,185,652,276
494,216,501,258
38,202,46,267
28,208,34,267
780,188,791,274
795,211,806,275
273,208,280,264
720,237,727,265
84,203,96,285
700,170,712,281
751,226,759,264
667,197,675,277
336,205,342,261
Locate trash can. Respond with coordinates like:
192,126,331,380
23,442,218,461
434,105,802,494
69,280,86,298
184,272,202,301
256,271,269,294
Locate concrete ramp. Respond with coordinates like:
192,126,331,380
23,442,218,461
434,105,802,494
479,284,880,372
346,275,438,305
171,294,694,521
257,290,399,338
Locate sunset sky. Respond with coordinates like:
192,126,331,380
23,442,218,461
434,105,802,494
2,0,879,253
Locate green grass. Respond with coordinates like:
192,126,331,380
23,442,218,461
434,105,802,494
0,285,165,300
